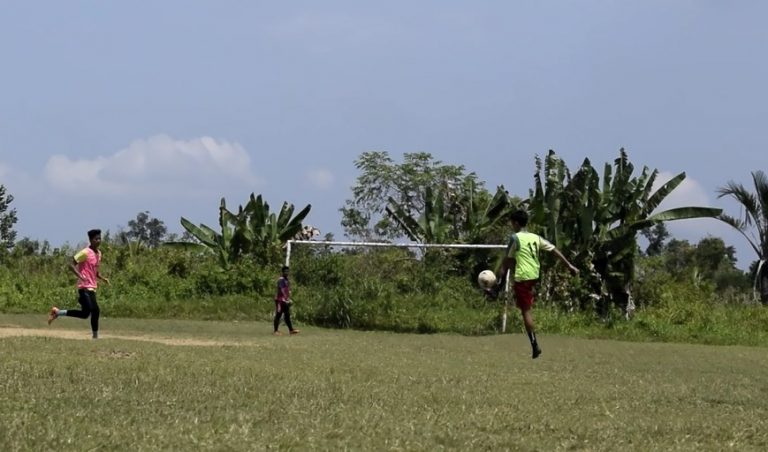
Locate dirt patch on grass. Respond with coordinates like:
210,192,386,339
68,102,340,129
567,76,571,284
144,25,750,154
0,326,254,347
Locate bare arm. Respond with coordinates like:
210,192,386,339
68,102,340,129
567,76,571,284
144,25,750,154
552,248,579,275
69,258,82,280
97,272,110,285
495,257,515,283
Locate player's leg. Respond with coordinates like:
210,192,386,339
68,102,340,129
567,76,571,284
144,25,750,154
51,289,92,323
47,306,60,325
521,307,541,359
514,281,541,359
273,302,283,335
284,303,299,334
86,291,100,338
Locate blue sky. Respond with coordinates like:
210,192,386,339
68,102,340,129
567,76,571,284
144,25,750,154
0,1,765,268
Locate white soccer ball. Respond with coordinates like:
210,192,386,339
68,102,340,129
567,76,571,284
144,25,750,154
477,270,497,289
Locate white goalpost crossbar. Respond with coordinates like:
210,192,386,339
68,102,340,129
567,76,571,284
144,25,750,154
284,240,514,332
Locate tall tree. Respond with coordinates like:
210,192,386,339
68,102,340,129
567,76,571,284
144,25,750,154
341,151,481,240
0,184,18,254
127,211,168,248
717,170,768,303
641,223,670,256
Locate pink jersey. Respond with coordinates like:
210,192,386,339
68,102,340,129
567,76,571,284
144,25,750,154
275,276,290,302
74,247,101,290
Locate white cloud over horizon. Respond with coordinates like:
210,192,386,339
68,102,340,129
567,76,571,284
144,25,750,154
43,135,262,198
651,171,712,212
649,171,751,263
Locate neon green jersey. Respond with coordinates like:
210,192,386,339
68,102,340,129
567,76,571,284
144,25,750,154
505,231,555,282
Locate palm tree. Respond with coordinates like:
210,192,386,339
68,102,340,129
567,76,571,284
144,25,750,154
717,170,768,304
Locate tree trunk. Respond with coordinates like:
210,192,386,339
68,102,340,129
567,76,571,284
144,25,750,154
761,273,768,305
758,260,768,305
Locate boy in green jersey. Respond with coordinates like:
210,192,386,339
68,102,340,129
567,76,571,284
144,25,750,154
495,210,578,359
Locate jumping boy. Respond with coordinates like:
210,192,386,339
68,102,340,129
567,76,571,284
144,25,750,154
495,210,578,359
273,265,300,336
47,229,110,339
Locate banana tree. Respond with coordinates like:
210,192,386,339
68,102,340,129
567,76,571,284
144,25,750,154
461,183,517,243
243,193,312,246
165,198,243,268
166,193,312,268
528,150,722,316
385,181,516,245
717,170,768,304
385,186,451,243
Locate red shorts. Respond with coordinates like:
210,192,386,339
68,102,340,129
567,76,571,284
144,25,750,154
513,280,537,310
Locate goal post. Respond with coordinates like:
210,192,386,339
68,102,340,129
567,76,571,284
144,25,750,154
284,240,514,332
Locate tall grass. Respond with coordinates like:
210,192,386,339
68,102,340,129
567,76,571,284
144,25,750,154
1,246,767,346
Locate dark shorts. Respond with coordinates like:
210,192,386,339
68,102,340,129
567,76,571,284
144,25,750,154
513,280,537,310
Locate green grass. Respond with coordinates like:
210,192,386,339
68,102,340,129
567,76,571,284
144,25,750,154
1,313,768,451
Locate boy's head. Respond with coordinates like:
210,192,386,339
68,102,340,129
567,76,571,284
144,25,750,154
87,229,102,247
510,210,529,230
281,265,289,276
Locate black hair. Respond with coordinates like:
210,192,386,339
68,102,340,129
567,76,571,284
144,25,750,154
510,210,529,227
281,265,289,272
87,229,102,240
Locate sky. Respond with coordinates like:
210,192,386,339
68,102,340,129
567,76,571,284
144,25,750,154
0,1,766,269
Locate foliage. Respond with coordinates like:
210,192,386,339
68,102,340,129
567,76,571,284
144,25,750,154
385,182,516,245
717,170,768,303
640,223,670,256
0,241,761,345
289,246,500,334
636,236,749,293
526,149,723,316
0,184,18,256
11,238,52,257
165,193,311,268
340,151,483,240
123,211,168,248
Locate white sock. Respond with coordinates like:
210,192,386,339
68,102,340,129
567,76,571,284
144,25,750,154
58,310,67,316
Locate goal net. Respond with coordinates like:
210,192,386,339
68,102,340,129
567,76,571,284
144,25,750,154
284,240,514,332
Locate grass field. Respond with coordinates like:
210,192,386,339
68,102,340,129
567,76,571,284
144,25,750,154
1,313,767,451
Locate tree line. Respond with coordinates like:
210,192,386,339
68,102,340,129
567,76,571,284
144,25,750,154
1,149,766,307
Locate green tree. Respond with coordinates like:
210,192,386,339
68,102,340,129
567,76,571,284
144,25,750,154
166,194,311,268
641,223,670,256
0,184,18,255
717,170,768,303
11,238,51,257
341,152,482,240
664,239,695,277
385,183,516,244
126,211,168,248
527,150,722,316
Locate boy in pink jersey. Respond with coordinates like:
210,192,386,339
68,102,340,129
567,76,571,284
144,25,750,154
47,229,110,338
273,265,300,336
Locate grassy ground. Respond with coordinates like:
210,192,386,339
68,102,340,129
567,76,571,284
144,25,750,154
1,313,767,451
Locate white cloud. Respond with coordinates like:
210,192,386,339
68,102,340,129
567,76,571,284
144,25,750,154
651,171,711,211
306,168,335,190
44,135,262,197
650,170,732,245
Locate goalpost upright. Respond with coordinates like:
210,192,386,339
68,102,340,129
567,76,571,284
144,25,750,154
284,240,514,332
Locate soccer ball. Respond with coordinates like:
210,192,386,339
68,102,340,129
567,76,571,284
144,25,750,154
477,270,497,289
